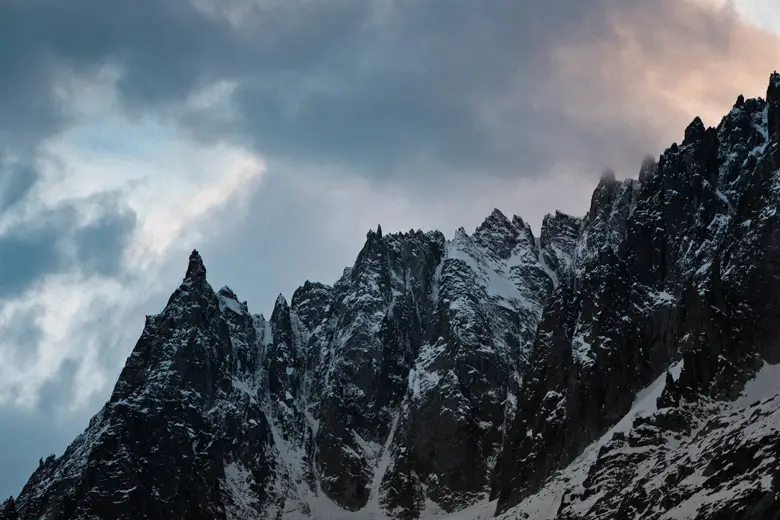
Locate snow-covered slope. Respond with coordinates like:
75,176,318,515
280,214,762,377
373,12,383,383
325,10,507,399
4,72,780,520
496,360,780,520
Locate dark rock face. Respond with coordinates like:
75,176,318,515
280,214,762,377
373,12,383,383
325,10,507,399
1,497,18,520
380,213,556,517
15,252,285,520
539,211,582,285
9,74,780,520
493,74,780,517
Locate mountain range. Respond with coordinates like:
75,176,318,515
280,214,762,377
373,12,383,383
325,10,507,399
3,72,780,520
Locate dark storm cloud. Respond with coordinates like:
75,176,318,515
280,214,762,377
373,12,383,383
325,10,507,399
0,0,663,180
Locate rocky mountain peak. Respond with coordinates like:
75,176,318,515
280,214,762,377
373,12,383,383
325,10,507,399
683,116,706,146
638,154,658,183
539,211,581,277
599,167,617,184
1,498,17,520
184,249,207,283
272,293,289,313
453,226,468,241
473,208,514,238
510,214,528,230
473,208,533,260
479,207,512,228
769,70,780,93
218,285,237,299
365,224,385,241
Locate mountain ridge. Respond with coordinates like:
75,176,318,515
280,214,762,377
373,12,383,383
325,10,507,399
4,72,780,520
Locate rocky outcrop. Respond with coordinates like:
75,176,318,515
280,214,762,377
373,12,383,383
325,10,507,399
380,212,556,517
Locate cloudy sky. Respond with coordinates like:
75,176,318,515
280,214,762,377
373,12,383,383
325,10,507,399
0,0,778,497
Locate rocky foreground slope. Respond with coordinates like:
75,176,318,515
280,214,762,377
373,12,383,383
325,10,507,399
3,73,780,520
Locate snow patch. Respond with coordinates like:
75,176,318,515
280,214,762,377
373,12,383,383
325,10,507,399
735,361,780,406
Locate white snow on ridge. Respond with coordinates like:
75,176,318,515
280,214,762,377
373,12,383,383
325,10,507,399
269,362,780,520
445,227,543,313
218,290,246,315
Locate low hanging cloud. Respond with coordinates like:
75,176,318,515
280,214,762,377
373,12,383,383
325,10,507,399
0,0,779,499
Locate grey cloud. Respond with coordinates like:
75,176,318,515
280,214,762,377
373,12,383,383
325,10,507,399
0,191,137,296
0,164,39,215
35,361,81,416
0,307,43,369
0,411,64,497
0,361,87,498
202,170,353,316
72,208,137,276
0,0,667,181
0,231,61,298
0,270,149,498
2,0,774,188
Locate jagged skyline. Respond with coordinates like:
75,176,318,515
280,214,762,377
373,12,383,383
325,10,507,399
1,0,780,499
7,72,780,517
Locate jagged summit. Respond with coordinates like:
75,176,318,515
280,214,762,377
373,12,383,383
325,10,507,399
767,72,780,141
8,73,780,520
184,249,207,282
1,498,16,520
365,224,385,240
683,115,706,145
218,285,237,298
273,292,288,308
770,70,780,89
481,207,511,225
